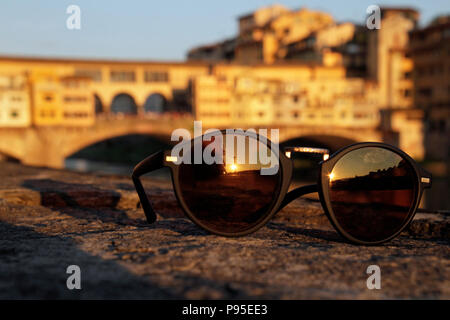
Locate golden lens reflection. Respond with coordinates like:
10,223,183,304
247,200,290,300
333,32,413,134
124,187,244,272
327,147,416,242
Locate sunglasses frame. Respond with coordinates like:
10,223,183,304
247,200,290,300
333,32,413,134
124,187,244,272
318,142,432,245
132,130,431,245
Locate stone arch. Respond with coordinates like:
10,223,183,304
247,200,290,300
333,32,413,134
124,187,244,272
59,120,179,161
111,93,138,115
0,150,20,163
144,93,168,113
64,133,173,167
94,94,103,114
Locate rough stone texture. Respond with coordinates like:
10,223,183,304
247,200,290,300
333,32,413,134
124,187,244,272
0,161,448,299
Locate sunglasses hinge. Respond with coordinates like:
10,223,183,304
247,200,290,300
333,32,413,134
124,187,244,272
421,177,431,184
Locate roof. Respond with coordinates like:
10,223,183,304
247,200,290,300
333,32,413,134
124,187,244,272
379,6,420,21
187,38,237,55
214,60,340,69
0,55,345,69
410,21,450,36
59,75,92,81
379,6,419,14
0,55,210,67
237,12,254,20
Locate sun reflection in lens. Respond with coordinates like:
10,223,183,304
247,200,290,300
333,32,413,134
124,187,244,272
225,163,239,173
328,172,335,181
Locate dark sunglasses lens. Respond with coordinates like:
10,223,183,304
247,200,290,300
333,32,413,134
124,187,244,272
328,147,416,242
178,133,280,234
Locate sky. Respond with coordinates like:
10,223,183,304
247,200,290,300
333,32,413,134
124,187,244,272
0,0,449,61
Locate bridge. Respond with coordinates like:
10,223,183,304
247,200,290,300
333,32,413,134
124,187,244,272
0,115,382,168
0,56,424,167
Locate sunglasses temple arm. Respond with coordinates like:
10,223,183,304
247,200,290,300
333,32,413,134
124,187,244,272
131,151,165,224
277,184,319,212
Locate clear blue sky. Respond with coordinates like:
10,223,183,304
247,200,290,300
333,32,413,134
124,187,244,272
0,0,448,61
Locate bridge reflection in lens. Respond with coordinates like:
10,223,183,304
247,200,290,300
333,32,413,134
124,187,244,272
178,133,280,234
328,147,416,242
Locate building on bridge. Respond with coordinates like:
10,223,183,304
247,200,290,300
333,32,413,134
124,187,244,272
0,73,31,127
192,63,380,129
0,70,94,127
0,56,211,120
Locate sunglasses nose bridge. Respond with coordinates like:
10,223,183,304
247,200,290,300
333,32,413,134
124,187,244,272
283,146,330,161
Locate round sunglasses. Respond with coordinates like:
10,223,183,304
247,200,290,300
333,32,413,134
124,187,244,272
132,130,432,245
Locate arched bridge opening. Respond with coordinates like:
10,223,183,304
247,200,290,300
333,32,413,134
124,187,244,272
144,93,168,114
65,134,174,174
111,93,138,115
0,151,20,164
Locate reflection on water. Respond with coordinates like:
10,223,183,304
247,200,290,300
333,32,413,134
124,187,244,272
65,158,134,175
65,158,171,180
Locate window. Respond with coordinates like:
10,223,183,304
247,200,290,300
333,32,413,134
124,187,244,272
44,94,53,102
403,89,411,98
40,109,56,118
354,112,368,119
419,88,432,97
64,112,89,118
144,71,169,82
11,96,22,102
443,28,450,38
10,110,19,118
199,112,230,117
110,70,136,82
75,69,102,82
64,96,88,103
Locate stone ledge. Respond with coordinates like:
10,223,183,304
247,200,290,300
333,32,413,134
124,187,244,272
1,186,448,239
0,161,448,299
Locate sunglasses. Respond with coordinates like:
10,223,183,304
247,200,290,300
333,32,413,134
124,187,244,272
132,130,432,245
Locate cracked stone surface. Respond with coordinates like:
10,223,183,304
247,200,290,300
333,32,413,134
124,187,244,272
0,161,448,299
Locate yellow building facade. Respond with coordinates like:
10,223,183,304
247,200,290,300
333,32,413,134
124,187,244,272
367,8,418,108
236,6,334,64
30,71,64,126
193,63,380,129
0,73,31,127
0,57,211,126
